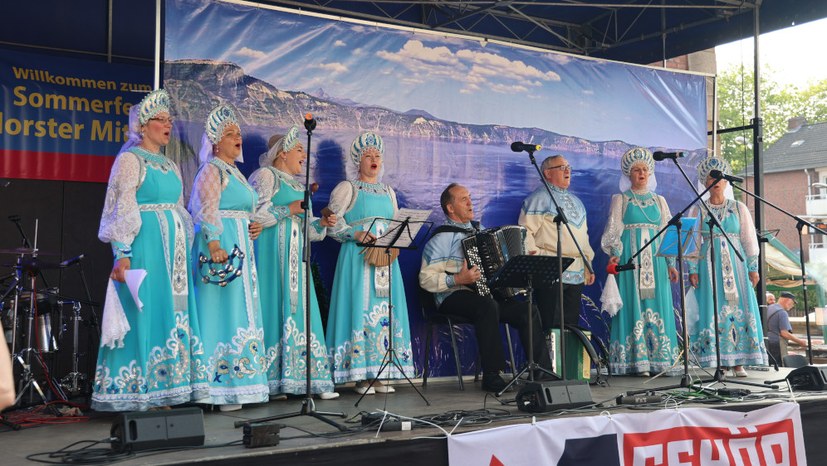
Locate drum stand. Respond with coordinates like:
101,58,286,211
14,277,53,407
59,301,86,395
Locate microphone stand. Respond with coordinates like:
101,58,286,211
671,164,771,391
525,149,593,380
624,160,775,396
234,116,346,431
729,182,827,365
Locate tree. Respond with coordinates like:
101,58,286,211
716,64,827,174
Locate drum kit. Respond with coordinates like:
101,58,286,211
1,240,97,410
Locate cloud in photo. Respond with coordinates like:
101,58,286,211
377,39,562,95
317,62,349,74
234,46,267,60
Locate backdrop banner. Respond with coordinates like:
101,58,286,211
447,402,806,466
164,0,709,377
0,48,152,182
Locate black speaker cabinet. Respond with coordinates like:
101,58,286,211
110,407,205,452
787,365,827,391
516,380,593,413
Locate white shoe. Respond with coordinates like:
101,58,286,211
318,391,340,400
354,385,375,395
374,384,395,393
219,404,242,412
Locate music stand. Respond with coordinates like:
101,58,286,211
354,212,432,407
490,255,572,396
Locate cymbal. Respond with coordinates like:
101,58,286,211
0,247,59,256
2,259,64,270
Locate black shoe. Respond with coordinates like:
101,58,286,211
481,373,509,393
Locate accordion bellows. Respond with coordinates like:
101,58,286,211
461,225,526,299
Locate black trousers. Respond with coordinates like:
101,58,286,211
535,283,583,332
438,290,552,375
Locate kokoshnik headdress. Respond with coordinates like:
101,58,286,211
199,104,243,163
258,125,301,168
136,89,171,126
121,89,171,154
696,156,732,182
349,132,384,166
619,146,657,192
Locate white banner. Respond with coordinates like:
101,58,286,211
447,403,806,466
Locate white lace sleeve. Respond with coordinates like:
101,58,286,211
388,185,400,215
98,152,142,258
326,181,355,242
189,163,224,242
600,194,624,257
249,168,280,228
172,162,195,248
737,200,760,260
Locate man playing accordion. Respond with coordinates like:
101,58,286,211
419,183,553,393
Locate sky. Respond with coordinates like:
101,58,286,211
716,16,827,88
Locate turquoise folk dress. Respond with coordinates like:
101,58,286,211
93,147,205,411
249,166,335,395
601,191,680,375
189,158,269,405
688,199,767,367
325,180,415,384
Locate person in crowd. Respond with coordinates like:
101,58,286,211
0,330,14,410
249,126,339,400
766,291,806,367
766,292,776,305
189,104,268,411
92,89,205,411
324,132,415,395
519,155,595,331
688,157,767,377
419,183,555,392
600,147,680,376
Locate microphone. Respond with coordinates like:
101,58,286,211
304,112,316,131
60,254,85,267
606,262,636,275
652,151,685,161
709,169,743,183
510,141,542,153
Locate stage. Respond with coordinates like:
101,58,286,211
2,366,827,465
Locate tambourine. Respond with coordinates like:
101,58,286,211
198,244,244,287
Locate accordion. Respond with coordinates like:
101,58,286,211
461,225,526,299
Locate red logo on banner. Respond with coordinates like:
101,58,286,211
622,419,799,466
489,455,505,466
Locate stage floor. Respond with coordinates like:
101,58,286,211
2,365,823,465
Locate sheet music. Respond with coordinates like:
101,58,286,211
371,208,432,248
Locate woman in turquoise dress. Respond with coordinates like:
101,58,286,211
93,89,206,411
189,105,269,411
325,132,415,395
601,147,680,376
688,157,767,376
249,126,339,399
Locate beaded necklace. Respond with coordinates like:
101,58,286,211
628,189,659,224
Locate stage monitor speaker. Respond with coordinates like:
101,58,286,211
110,407,205,452
516,380,593,413
786,365,827,391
